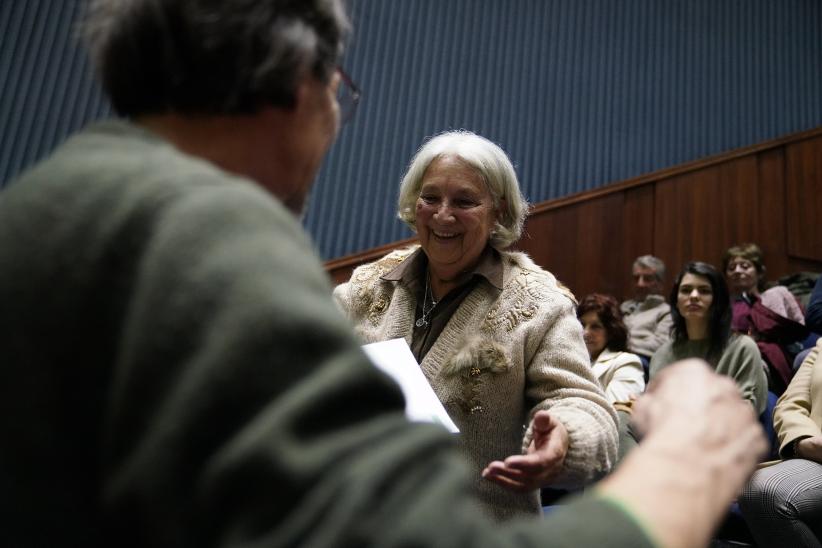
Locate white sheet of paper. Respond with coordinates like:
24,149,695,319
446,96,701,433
362,338,459,433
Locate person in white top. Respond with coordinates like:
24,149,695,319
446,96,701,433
578,293,645,460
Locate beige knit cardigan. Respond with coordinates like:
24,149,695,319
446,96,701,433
333,246,618,521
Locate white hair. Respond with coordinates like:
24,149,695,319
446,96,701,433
633,255,666,280
396,130,529,249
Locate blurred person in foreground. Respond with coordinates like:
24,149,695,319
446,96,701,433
0,0,766,546
334,130,617,520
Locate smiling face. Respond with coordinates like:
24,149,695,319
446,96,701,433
415,155,498,281
677,272,714,329
725,257,759,295
580,311,608,362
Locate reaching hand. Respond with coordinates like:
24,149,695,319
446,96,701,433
481,410,568,492
600,359,767,548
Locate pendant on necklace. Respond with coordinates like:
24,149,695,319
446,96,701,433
415,317,427,328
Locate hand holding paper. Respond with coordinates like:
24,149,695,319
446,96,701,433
361,338,459,433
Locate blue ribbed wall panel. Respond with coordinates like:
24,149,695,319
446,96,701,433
307,0,822,258
0,1,111,187
2,1,821,260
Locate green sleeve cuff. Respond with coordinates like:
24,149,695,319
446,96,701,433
594,492,660,548
541,492,657,548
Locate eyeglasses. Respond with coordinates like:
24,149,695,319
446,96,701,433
336,67,361,124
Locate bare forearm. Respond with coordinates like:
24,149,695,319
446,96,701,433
605,361,767,548
599,436,742,547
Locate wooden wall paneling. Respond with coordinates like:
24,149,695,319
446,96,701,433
524,194,626,300
654,171,711,276
786,256,822,276
325,236,418,285
326,128,822,292
713,155,761,262
515,209,548,263
573,193,626,300
327,265,354,286
785,136,822,261
326,260,356,286
653,174,686,275
655,160,763,278
681,166,718,266
515,207,552,267
755,147,789,278
518,204,581,294
621,185,656,299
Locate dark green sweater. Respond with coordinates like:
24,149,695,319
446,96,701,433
0,121,652,547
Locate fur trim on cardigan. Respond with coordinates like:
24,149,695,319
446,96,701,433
334,246,617,521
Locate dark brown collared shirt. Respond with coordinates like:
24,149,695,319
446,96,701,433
381,246,503,362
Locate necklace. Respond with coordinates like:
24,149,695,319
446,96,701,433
415,271,437,328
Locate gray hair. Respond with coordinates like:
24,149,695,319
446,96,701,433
83,0,349,117
633,255,666,281
397,131,529,249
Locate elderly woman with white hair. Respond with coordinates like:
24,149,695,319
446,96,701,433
333,131,617,521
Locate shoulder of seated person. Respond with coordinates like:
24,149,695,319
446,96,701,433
645,294,668,307
729,332,757,348
350,246,418,283
598,349,640,364
762,284,796,300
620,299,636,312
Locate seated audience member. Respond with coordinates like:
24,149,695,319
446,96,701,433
578,293,645,460
334,130,616,521
650,262,768,415
724,243,808,392
0,0,769,546
725,242,805,323
579,294,646,403
620,255,673,366
739,338,822,547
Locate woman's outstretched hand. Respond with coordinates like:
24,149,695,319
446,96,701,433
481,410,568,492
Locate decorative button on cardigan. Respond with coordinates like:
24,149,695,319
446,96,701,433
334,246,618,521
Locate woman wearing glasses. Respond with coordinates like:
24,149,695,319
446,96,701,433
333,131,616,521
649,261,768,415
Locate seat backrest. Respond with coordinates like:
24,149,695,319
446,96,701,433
758,390,779,461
